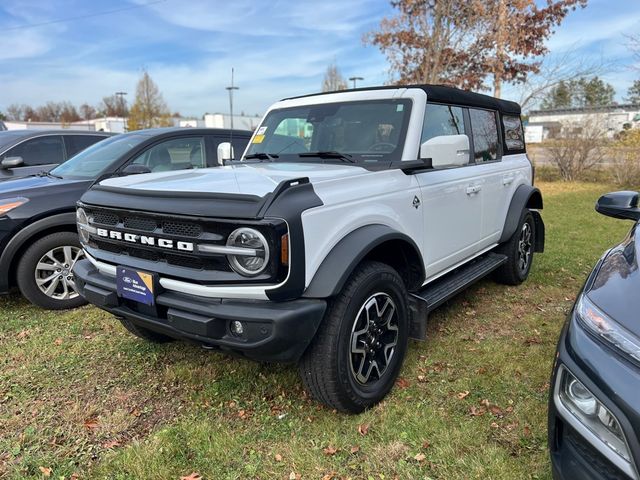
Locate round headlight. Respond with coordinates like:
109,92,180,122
76,208,90,243
226,227,270,276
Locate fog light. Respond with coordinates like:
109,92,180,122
230,320,244,336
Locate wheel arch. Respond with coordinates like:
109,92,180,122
0,212,77,293
499,184,545,252
303,224,425,299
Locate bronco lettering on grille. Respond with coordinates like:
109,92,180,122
95,228,194,252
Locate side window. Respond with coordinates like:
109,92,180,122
131,137,206,172
502,115,525,151
421,103,465,143
469,109,499,162
2,136,65,166
65,135,106,158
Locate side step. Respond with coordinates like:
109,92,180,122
414,252,507,314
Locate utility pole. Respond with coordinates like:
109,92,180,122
226,68,239,130
349,76,364,89
115,91,127,132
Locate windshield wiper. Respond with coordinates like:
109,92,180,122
36,170,63,179
298,151,355,163
244,152,279,161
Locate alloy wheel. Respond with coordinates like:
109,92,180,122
518,222,532,273
349,292,399,385
34,246,84,300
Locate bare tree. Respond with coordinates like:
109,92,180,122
516,48,613,111
544,116,608,181
321,61,348,92
79,103,97,120
100,94,128,117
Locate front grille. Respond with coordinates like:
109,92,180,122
162,221,202,238
92,211,118,226
123,216,157,231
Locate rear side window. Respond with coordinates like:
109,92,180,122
2,135,65,166
502,116,524,150
65,135,107,158
469,109,499,162
421,103,465,143
131,137,206,172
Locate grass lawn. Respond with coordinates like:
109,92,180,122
0,181,632,480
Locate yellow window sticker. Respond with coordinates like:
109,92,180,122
252,134,265,144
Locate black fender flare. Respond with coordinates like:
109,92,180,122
302,224,425,299
0,212,77,293
499,184,544,251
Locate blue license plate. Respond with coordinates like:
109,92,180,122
116,267,156,306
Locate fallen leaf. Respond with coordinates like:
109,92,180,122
103,439,120,449
422,440,430,449
274,453,283,462
358,424,369,436
414,453,426,462
469,406,486,417
289,472,300,480
17,329,30,339
323,445,338,456
130,408,141,417
350,445,360,454
54,338,63,346
180,473,202,480
456,391,470,400
83,417,99,430
39,466,52,477
396,377,410,389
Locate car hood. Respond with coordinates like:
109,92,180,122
0,175,89,199
97,162,370,197
587,224,640,337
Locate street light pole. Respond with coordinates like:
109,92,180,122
115,91,127,132
349,76,364,89
226,68,239,130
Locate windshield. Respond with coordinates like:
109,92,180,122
244,99,412,164
51,134,146,179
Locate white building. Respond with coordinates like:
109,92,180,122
176,113,262,131
4,120,94,131
526,104,640,142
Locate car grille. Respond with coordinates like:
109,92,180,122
85,206,234,272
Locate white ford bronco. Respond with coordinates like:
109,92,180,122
74,85,544,413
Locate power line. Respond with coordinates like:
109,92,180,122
3,0,167,32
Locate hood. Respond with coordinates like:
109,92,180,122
97,162,369,197
0,175,89,199
587,224,640,337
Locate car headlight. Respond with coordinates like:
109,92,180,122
0,197,28,215
76,207,95,244
226,227,270,276
575,294,640,363
558,367,633,464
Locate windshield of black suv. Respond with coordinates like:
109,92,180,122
51,133,146,179
244,99,412,164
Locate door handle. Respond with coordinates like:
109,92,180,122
502,174,515,186
466,185,481,195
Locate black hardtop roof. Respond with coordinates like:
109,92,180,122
131,127,253,137
283,84,521,115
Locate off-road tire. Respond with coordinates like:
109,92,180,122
118,317,175,343
299,261,409,413
494,209,535,286
16,231,87,310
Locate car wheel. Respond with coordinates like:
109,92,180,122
118,318,174,343
16,232,88,310
494,209,535,286
299,261,409,413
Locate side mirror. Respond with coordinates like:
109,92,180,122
596,191,640,221
121,164,152,176
420,134,470,169
1,156,24,169
217,142,233,165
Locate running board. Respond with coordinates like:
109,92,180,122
413,252,507,314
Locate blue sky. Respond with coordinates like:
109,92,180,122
0,0,639,117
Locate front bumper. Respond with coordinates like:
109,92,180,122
549,314,640,480
74,259,326,362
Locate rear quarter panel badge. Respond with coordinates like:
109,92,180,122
412,196,421,209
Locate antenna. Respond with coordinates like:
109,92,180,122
225,68,239,163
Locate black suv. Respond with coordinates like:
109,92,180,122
0,130,112,181
0,127,251,310
549,191,640,480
